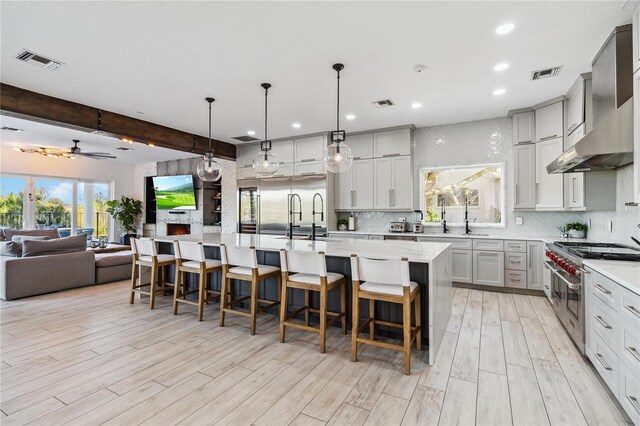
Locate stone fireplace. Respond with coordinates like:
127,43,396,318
167,223,191,236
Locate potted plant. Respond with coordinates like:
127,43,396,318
106,196,143,245
35,218,47,230
337,219,349,231
566,222,588,239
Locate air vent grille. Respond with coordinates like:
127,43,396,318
15,49,63,70
371,99,394,108
531,66,562,80
233,135,260,143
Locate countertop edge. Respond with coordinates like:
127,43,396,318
583,259,640,296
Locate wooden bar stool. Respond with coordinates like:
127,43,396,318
130,238,176,309
279,249,346,353
173,241,222,321
350,255,421,375
219,244,281,335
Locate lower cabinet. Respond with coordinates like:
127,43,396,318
526,241,544,291
473,250,504,287
451,249,473,284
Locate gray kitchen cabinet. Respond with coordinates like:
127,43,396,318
270,140,293,164
526,241,544,291
505,270,527,289
294,135,325,162
512,111,535,144
373,128,411,157
348,133,374,160
535,137,564,210
514,144,536,209
566,76,586,135
451,249,473,284
635,70,640,203
634,3,640,73
473,250,504,287
334,159,374,210
373,156,413,210
534,101,563,142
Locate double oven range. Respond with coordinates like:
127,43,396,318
544,241,640,354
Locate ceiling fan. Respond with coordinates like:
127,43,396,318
69,139,116,160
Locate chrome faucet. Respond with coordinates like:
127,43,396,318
464,197,470,235
441,202,448,234
311,193,324,241
288,193,302,239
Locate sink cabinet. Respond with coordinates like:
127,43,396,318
473,250,505,287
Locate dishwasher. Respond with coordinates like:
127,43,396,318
383,235,417,242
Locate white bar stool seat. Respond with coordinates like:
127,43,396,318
173,241,223,321
130,238,176,309
219,244,281,335
279,249,347,353
351,255,422,375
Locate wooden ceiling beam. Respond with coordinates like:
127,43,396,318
0,83,236,160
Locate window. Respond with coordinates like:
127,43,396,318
0,175,26,229
420,163,505,227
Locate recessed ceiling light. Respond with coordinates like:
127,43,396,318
495,23,515,34
247,130,256,136
411,102,423,109
494,63,509,71
493,88,506,96
292,122,301,129
346,114,356,120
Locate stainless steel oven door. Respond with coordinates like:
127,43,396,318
550,266,585,353
544,261,562,307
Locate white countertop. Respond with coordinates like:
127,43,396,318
583,259,640,295
154,233,450,263
328,230,589,245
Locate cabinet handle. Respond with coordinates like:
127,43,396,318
515,184,518,206
529,250,532,268
594,283,612,295
572,177,577,203
567,123,578,134
353,191,357,207
627,396,640,415
300,172,316,176
625,346,640,363
594,315,612,329
594,353,612,371
389,189,392,207
479,252,499,256
624,304,640,319
392,189,395,207
382,153,400,157
535,183,539,204
300,158,315,162
540,135,558,141
350,190,354,208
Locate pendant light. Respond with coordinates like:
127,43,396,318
196,97,222,182
252,83,279,177
325,63,353,173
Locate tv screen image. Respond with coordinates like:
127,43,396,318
152,175,197,210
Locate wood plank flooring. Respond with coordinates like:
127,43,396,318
0,281,629,425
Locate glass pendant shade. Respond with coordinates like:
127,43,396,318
197,150,222,182
325,141,353,173
253,150,279,177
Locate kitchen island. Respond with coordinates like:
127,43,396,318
154,233,452,365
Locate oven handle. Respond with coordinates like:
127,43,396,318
549,266,581,290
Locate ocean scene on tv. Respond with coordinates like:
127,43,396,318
153,175,197,210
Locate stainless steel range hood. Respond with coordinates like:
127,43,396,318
547,24,633,174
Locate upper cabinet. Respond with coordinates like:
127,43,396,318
534,101,563,142
512,112,535,144
347,133,374,160
373,128,411,157
634,70,640,203
535,137,564,209
294,135,325,162
633,3,640,73
513,144,536,209
270,140,293,164
373,156,413,210
566,76,587,135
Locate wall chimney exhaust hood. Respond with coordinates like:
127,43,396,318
547,24,633,174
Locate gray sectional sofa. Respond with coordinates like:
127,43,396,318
0,229,134,300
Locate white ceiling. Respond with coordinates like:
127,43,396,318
0,115,197,164
0,1,635,146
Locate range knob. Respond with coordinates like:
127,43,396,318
569,267,577,275
559,260,565,268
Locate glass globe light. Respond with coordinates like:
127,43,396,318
196,150,222,182
252,150,279,177
325,142,353,173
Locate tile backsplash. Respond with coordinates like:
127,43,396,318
339,117,639,243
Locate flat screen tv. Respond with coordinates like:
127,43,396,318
152,175,197,210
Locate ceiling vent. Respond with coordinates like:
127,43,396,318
15,49,64,70
232,135,260,143
531,66,562,80
371,99,394,108
1,126,24,132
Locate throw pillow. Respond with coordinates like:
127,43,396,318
0,241,22,257
22,234,87,257
11,235,50,243
4,229,60,240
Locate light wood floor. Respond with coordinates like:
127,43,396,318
0,281,629,425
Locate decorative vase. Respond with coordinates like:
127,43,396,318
568,229,585,239
338,224,347,231
120,233,136,246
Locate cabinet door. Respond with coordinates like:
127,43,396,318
238,144,262,167
566,123,585,148
451,249,473,283
512,112,535,144
293,161,324,176
566,78,585,135
391,156,413,209
294,135,325,162
473,251,504,287
270,140,293,164
568,172,585,209
348,133,374,160
535,102,563,142
353,159,374,210
373,158,392,209
526,241,544,291
514,144,536,209
373,129,411,157
535,137,564,209
634,71,640,203
334,166,353,210
269,163,293,178
634,3,640,73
